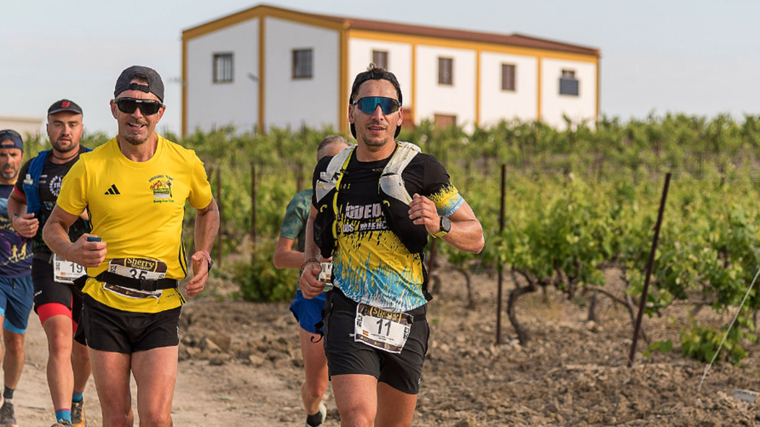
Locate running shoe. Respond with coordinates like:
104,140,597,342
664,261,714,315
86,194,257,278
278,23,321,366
52,421,73,427
71,399,87,427
305,403,326,427
0,401,16,427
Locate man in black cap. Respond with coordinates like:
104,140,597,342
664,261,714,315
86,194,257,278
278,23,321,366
0,129,33,427
43,65,218,427
7,100,92,427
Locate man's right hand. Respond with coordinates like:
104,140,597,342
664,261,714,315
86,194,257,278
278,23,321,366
299,261,325,299
69,234,107,267
12,213,38,238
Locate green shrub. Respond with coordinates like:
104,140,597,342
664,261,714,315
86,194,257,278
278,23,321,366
231,238,299,302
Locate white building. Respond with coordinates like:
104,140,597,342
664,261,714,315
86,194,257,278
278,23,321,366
182,4,600,136
0,115,44,139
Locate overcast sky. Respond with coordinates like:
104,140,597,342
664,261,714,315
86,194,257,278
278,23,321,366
2,0,758,136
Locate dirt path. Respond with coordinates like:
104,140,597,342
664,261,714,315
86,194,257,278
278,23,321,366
10,268,760,426
12,302,313,427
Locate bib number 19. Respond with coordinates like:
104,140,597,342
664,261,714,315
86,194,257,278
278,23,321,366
53,254,86,284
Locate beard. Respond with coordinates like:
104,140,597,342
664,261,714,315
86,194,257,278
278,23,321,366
124,134,148,146
121,120,150,146
357,122,395,148
1,165,18,181
51,138,77,153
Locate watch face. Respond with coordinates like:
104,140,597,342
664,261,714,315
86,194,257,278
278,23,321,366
440,216,451,233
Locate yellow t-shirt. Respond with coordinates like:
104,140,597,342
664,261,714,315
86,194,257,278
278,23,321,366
56,135,213,313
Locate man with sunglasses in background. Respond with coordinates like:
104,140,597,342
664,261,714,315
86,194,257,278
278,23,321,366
42,65,219,427
8,100,92,427
300,65,485,426
0,130,33,427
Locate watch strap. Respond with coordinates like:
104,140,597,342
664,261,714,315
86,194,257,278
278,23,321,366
300,258,320,275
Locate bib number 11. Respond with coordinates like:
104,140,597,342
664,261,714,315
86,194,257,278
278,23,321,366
354,303,412,354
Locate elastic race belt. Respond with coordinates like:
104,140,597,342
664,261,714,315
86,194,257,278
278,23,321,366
93,271,178,292
33,252,55,263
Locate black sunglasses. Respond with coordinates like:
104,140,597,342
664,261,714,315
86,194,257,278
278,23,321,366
353,97,401,115
114,98,163,116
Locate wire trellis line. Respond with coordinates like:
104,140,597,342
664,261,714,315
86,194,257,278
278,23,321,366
697,264,760,392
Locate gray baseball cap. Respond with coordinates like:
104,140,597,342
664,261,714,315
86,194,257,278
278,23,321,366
114,65,164,102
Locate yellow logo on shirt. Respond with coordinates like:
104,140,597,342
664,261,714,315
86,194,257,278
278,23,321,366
149,175,174,203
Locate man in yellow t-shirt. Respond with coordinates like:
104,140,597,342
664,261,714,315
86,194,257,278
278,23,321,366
43,65,219,427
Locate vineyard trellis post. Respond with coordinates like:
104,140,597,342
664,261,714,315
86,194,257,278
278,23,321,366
627,172,671,367
496,164,506,345
216,167,223,266
251,161,257,250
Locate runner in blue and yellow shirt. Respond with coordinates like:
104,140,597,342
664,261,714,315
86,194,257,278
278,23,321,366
300,66,484,427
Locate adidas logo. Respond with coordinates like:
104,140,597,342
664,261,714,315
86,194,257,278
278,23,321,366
105,184,121,195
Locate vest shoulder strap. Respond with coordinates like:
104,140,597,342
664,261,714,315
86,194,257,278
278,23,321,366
29,149,51,180
316,145,356,203
380,141,421,205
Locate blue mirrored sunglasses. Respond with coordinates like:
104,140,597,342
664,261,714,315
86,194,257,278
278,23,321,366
353,97,401,115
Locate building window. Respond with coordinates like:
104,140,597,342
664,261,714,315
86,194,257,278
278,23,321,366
501,64,516,91
213,53,233,83
434,114,457,129
292,49,314,79
559,69,579,96
373,50,388,70
438,57,453,85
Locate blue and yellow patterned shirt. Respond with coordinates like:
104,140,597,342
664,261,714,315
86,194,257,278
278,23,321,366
312,150,463,312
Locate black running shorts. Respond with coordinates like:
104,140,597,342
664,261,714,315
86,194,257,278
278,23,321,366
76,295,180,353
32,257,84,323
323,288,430,395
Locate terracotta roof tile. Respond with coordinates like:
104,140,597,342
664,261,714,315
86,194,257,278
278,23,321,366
313,13,599,56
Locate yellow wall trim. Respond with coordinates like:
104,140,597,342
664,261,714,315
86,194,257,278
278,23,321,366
339,28,349,133
349,30,598,63
183,5,344,41
259,16,265,134
537,58,542,121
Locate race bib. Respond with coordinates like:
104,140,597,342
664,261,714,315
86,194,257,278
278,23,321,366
107,258,167,281
354,303,412,354
53,254,86,284
319,262,333,292
104,258,168,299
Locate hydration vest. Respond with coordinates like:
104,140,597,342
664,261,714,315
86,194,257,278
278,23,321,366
23,147,92,216
313,141,430,259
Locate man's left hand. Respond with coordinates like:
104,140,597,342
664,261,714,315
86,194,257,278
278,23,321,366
409,193,441,235
187,251,210,297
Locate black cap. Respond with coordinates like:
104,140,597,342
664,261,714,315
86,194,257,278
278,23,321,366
48,99,83,115
349,65,403,138
114,65,165,102
0,130,23,151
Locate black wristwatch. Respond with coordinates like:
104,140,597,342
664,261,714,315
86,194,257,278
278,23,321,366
201,250,214,272
432,216,451,238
